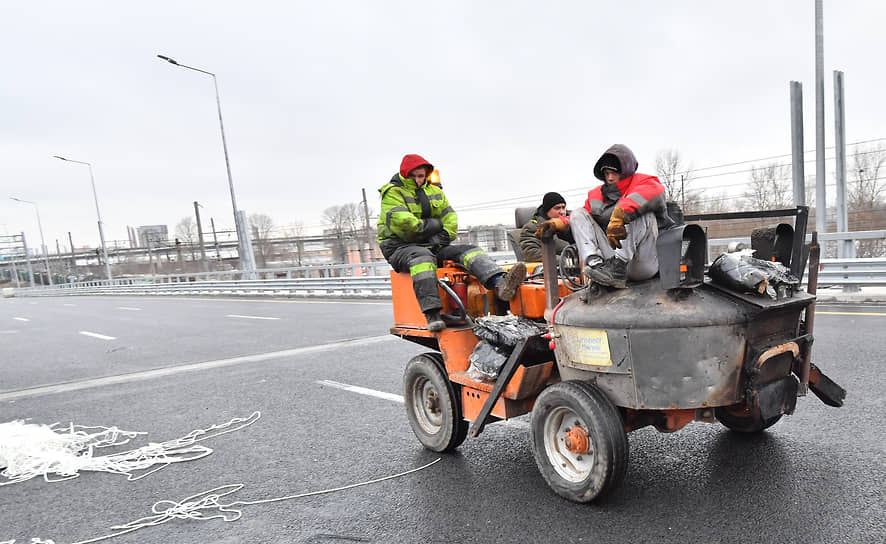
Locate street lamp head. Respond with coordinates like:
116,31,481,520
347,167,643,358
157,54,179,65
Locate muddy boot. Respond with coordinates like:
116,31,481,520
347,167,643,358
585,256,627,289
424,311,446,332
494,262,527,301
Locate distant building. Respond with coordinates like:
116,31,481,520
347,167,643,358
137,225,168,247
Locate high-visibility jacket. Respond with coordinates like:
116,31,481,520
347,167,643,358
377,173,458,246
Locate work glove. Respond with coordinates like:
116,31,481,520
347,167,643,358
606,207,628,249
426,231,451,248
535,218,568,240
417,217,443,240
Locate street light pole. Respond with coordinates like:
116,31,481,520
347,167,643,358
157,54,257,279
52,156,113,281
10,197,53,285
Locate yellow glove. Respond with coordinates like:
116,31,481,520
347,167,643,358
606,207,628,249
535,218,568,240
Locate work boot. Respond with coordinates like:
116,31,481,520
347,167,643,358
424,311,446,332
585,256,627,289
495,262,527,301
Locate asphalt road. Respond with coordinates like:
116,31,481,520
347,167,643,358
0,296,884,544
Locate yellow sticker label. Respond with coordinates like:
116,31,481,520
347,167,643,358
575,329,612,367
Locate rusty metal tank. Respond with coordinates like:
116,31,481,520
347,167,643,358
551,279,814,411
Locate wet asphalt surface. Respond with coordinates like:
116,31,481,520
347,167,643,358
0,296,883,543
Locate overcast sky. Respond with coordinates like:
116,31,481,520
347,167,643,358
2,1,884,252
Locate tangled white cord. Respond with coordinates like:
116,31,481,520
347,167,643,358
0,458,441,544
0,412,260,486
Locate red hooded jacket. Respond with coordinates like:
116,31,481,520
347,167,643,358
399,154,434,179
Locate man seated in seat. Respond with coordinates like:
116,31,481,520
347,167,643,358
519,191,574,262
537,144,667,288
378,154,526,331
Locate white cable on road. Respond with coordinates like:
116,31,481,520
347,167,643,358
68,458,441,544
78,331,116,341
0,412,260,487
225,314,281,320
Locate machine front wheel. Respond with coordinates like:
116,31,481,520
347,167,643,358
530,381,629,503
403,353,469,452
715,403,782,433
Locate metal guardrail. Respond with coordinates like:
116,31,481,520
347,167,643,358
5,258,886,298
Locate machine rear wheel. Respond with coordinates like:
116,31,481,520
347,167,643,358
715,403,782,433
403,353,469,452
530,381,628,503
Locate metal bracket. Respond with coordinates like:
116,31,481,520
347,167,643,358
468,337,531,438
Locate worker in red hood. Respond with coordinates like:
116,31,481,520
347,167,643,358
378,154,527,331
538,144,671,289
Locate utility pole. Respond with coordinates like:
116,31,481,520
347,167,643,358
21,233,35,287
68,232,76,280
210,217,221,262
361,188,372,263
814,0,826,234
790,81,806,206
833,70,853,259
194,201,208,271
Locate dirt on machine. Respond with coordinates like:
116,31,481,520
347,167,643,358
389,206,846,503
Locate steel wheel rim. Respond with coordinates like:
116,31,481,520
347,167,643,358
543,406,595,482
412,376,443,434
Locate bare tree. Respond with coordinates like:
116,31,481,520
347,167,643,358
249,213,275,268
849,145,886,257
175,217,197,260
283,221,305,266
743,162,792,210
654,149,701,213
849,144,886,210
323,203,364,264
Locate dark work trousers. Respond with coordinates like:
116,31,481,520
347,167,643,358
384,243,503,313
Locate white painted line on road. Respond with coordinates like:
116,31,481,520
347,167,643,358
63,303,76,307
317,380,405,403
116,306,142,311
79,331,117,340
226,314,281,320
0,334,396,402
13,317,29,322
0,330,20,334
314,379,531,429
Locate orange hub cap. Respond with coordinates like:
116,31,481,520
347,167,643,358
563,426,590,454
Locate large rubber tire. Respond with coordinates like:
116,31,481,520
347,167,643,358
715,403,783,433
403,353,469,452
529,381,629,503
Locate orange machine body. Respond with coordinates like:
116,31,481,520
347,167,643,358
389,263,562,423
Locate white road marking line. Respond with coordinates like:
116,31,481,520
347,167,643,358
116,306,142,311
0,330,20,334
317,380,405,403
315,379,531,428
0,334,396,402
13,317,30,322
79,331,117,340
64,303,76,307
226,314,281,320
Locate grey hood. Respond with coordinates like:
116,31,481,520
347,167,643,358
593,144,638,181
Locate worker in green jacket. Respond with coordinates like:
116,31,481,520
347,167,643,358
378,154,526,332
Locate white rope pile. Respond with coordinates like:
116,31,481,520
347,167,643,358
0,412,260,486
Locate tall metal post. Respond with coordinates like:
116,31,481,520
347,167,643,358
210,217,221,261
21,233,35,287
53,157,113,281
361,188,372,264
814,0,826,234
194,201,208,271
10,198,53,285
68,232,76,280
790,82,806,206
833,70,853,259
157,54,256,279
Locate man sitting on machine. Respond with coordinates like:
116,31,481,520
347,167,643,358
378,154,527,331
519,191,574,262
537,144,670,288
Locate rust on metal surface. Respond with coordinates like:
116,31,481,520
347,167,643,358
449,361,555,400
756,342,800,368
564,426,590,454
622,408,697,433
